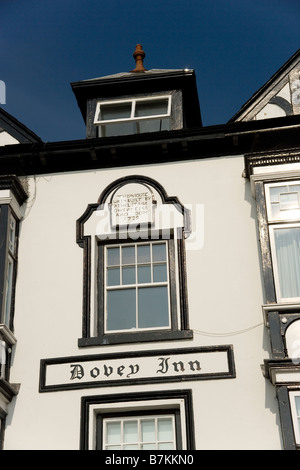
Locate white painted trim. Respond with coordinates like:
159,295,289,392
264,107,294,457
0,190,26,220
94,95,172,125
250,169,300,198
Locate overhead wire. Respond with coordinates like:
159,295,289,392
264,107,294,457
193,322,264,337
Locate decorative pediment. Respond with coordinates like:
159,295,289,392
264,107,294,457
0,107,42,145
230,49,300,122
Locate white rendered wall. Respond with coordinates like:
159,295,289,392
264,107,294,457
5,155,282,449
0,131,19,146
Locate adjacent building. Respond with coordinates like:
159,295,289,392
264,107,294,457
1,46,300,449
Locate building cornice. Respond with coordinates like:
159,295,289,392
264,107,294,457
0,115,299,176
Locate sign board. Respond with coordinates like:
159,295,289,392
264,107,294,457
39,346,235,392
110,191,154,227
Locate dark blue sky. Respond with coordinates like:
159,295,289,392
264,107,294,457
0,0,299,142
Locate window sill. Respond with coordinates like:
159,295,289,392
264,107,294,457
262,303,300,326
0,324,17,347
0,379,20,402
78,329,193,347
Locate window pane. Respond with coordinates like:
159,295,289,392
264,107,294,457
138,265,151,284
106,422,121,444
107,247,120,266
100,103,131,121
157,418,173,441
142,443,156,450
138,286,169,328
290,184,300,194
122,267,135,285
158,442,174,450
122,246,135,265
101,122,136,137
279,192,299,211
274,227,300,298
137,245,151,263
107,267,120,286
4,259,13,326
135,99,169,117
152,243,167,262
107,289,136,331
141,420,155,442
124,421,138,443
123,444,139,450
269,185,288,203
8,216,16,254
138,118,170,133
295,396,300,416
153,264,167,283
270,203,281,219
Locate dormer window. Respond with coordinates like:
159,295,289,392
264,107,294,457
94,95,171,137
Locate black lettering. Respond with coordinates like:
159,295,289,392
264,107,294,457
188,360,201,371
117,365,125,376
127,364,139,378
172,361,185,372
156,357,170,374
90,367,100,378
70,364,84,380
104,365,113,377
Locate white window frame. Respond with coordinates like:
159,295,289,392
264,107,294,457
265,180,300,223
104,240,171,333
269,223,300,303
289,391,300,444
94,95,172,137
103,414,176,450
265,181,300,303
94,95,171,125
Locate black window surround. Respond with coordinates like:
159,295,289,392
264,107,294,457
80,389,195,450
77,175,193,347
247,154,300,451
275,385,300,450
97,235,179,341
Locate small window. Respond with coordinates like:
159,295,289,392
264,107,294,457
102,414,176,450
266,182,300,222
94,96,171,137
104,241,170,332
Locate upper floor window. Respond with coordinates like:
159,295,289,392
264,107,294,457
104,241,170,332
94,96,171,137
265,181,300,302
77,176,192,347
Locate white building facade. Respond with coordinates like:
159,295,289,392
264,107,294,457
1,46,300,450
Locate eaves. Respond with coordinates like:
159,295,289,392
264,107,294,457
0,114,299,177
